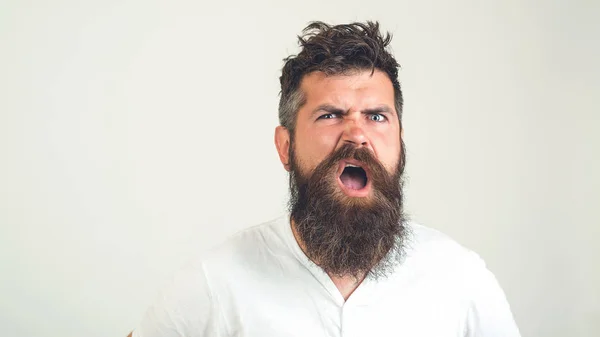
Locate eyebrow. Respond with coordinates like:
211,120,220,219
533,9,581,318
311,104,394,118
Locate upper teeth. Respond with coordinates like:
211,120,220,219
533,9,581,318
346,164,360,168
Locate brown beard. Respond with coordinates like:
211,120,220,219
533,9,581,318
288,142,407,281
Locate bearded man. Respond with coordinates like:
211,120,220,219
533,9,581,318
130,21,521,337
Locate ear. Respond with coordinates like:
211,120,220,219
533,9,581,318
275,126,292,172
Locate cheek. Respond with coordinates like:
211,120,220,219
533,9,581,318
373,132,402,171
296,129,339,167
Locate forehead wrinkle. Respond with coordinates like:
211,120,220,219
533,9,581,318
300,70,395,117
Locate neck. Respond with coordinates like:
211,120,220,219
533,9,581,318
328,274,365,301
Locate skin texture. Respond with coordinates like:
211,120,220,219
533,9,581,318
276,69,401,176
275,69,403,299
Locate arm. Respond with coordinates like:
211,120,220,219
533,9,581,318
131,262,224,337
464,255,521,337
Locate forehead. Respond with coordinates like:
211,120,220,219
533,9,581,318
299,69,396,110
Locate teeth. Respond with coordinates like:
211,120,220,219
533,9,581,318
346,164,360,168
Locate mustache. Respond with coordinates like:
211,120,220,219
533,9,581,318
303,143,389,180
305,143,402,202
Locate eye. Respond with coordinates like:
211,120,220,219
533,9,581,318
318,113,339,120
369,113,387,122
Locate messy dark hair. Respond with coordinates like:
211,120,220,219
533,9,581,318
278,21,403,136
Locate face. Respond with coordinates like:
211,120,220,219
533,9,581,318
276,69,403,199
275,69,407,279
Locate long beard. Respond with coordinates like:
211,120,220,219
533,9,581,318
288,142,407,281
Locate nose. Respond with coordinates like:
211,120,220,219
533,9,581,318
341,120,368,148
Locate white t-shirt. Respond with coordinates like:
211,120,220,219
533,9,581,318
133,215,520,337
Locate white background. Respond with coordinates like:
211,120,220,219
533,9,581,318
1,0,598,336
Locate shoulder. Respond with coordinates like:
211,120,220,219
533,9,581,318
402,221,487,274
396,221,502,304
206,215,288,260
185,215,293,281
402,222,521,336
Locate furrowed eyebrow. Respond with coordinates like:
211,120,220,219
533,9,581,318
310,104,394,118
311,104,346,118
361,106,393,115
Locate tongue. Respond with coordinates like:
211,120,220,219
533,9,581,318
340,170,366,190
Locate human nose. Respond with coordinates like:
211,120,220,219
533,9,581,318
341,118,368,148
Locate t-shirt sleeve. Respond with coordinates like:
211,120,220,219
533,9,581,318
132,262,224,337
464,253,521,337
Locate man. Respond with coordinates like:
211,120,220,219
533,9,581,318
131,21,520,336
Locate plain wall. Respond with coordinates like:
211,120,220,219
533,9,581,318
1,0,598,336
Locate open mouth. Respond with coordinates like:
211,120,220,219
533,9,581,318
339,162,368,190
